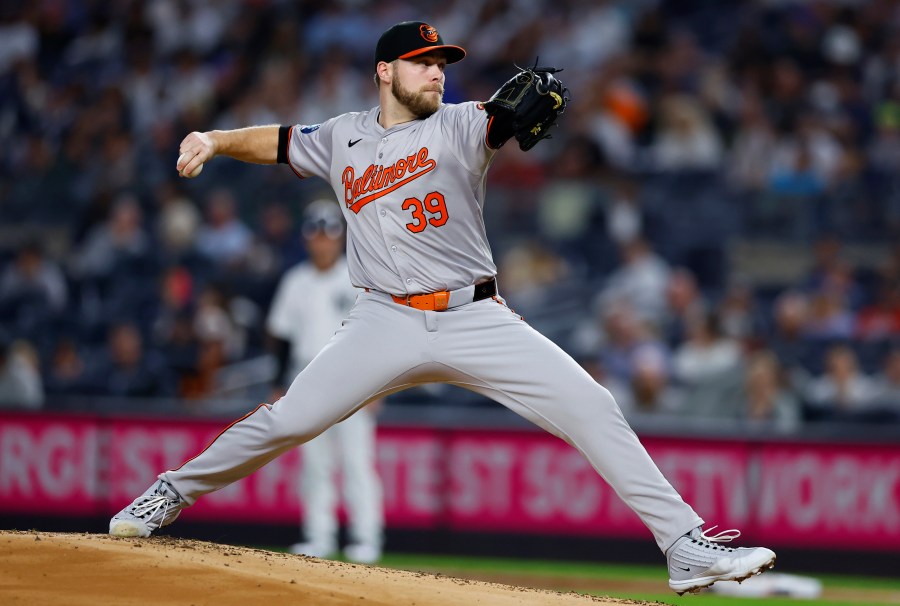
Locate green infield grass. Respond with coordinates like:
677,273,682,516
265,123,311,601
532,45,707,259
374,553,900,606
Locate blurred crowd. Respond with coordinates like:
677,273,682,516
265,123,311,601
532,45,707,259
1,0,899,430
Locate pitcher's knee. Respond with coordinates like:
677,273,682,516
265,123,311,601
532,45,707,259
266,403,331,446
594,383,619,408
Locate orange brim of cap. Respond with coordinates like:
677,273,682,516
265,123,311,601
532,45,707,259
398,45,466,64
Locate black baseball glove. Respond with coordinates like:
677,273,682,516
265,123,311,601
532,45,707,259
484,64,569,151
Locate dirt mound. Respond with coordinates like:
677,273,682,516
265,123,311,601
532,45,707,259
0,530,651,606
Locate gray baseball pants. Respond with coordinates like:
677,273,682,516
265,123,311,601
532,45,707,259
163,291,703,552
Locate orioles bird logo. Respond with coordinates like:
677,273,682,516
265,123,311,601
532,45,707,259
420,24,439,42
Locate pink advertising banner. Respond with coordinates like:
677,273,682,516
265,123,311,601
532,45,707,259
0,414,102,516
1,412,898,551
754,444,900,550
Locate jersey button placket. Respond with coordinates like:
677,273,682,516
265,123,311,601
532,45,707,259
376,133,406,290
373,138,391,256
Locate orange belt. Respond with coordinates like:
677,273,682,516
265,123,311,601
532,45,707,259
391,291,451,311
369,277,497,312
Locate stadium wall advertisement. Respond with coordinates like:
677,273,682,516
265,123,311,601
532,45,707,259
1,412,898,552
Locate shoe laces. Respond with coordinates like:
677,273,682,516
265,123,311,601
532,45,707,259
700,526,740,542
692,526,740,552
131,487,178,523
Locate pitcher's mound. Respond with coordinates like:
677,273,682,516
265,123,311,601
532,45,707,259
1,530,651,606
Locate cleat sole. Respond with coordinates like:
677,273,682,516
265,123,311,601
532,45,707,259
109,521,149,538
670,554,776,595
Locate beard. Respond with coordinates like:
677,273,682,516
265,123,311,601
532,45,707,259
391,71,443,119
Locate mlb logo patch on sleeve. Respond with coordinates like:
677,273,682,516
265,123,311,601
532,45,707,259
299,124,321,134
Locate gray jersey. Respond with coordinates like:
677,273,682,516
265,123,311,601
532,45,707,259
286,102,497,295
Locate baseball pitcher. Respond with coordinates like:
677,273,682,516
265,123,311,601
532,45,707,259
110,21,776,595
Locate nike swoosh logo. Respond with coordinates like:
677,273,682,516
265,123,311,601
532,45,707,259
677,566,691,572
348,138,362,147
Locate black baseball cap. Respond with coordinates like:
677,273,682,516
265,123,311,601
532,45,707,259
375,21,466,65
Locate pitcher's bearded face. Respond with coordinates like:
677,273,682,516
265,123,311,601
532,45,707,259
391,65,444,118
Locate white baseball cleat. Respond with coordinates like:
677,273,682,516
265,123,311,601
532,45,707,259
344,543,382,564
109,479,187,538
667,526,776,595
